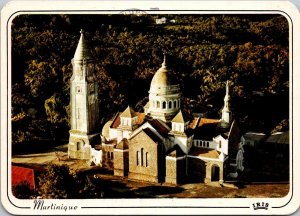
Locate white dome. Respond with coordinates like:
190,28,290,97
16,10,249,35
146,55,181,123
149,56,180,96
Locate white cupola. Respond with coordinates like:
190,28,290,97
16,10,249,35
146,54,181,123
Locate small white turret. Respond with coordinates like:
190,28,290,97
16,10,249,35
221,80,232,127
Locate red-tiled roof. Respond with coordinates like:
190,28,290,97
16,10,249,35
189,117,200,129
193,118,227,140
12,166,36,190
137,113,146,125
149,119,170,137
111,112,121,129
189,148,220,159
198,118,220,127
111,112,145,129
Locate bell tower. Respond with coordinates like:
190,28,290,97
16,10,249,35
220,80,232,128
68,30,100,159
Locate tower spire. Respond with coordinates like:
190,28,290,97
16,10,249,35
221,80,231,126
223,80,230,111
162,52,167,68
73,29,93,62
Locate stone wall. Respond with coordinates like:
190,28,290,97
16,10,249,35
165,157,186,184
128,131,164,183
204,160,224,184
114,150,129,176
102,143,115,170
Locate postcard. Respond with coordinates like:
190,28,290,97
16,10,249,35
1,1,300,215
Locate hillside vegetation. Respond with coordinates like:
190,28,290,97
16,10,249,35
11,14,289,145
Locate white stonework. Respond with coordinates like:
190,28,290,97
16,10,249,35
68,30,101,159
146,55,181,122
221,80,232,127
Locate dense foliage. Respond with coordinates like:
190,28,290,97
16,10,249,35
11,14,289,146
37,164,102,198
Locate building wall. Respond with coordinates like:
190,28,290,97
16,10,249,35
128,132,163,183
68,131,98,159
114,150,129,176
204,160,224,184
102,143,115,170
165,157,186,184
187,157,206,182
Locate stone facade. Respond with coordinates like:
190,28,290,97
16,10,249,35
128,129,164,183
114,139,129,176
68,30,101,160
101,143,115,170
114,149,129,176
165,156,186,184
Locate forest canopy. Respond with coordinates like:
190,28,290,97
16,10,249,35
11,14,289,146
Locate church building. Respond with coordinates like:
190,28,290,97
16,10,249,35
68,30,244,185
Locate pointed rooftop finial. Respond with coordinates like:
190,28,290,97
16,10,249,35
226,80,229,95
73,29,93,62
162,52,167,68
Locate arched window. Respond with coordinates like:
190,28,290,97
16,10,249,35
146,152,148,167
111,152,113,160
219,141,222,148
107,151,110,159
157,101,160,108
168,101,172,109
200,141,202,146
207,142,209,147
141,148,144,166
136,151,139,165
162,101,166,109
174,100,177,108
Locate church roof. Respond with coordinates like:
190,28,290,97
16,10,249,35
265,131,289,145
102,120,113,137
171,110,188,123
189,117,200,129
148,119,171,137
150,54,177,87
73,29,93,62
193,118,222,140
111,112,145,129
120,106,138,118
189,148,220,159
115,138,129,150
166,145,185,157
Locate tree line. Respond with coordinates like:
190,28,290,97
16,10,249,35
11,14,289,146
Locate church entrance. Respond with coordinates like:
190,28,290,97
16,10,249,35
211,165,220,181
